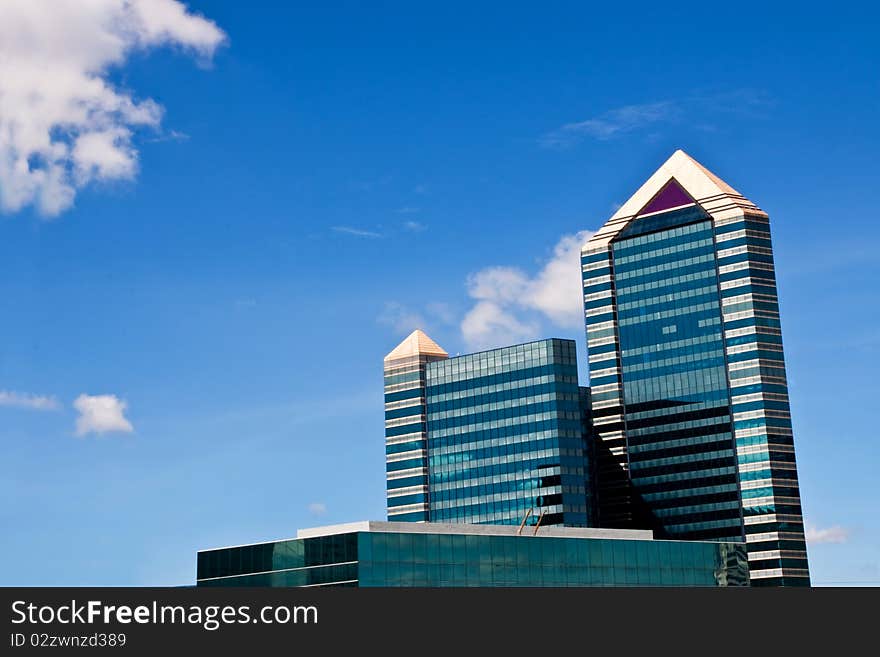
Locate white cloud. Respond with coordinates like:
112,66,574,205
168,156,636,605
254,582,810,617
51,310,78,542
331,226,382,238
0,390,60,411
0,0,226,217
460,230,594,350
73,393,134,436
460,301,539,351
806,524,850,545
308,502,327,516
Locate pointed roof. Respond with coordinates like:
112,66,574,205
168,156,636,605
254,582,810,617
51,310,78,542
584,149,765,253
384,329,448,363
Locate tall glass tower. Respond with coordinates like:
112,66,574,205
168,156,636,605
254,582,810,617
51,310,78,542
582,150,809,586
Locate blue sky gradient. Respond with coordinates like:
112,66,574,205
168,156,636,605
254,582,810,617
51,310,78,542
1,1,878,585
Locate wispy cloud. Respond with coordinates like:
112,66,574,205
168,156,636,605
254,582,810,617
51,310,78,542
308,502,327,516
332,220,428,239
379,301,457,337
331,225,382,238
806,524,850,544
541,90,773,148
460,230,595,350
396,206,421,215
402,220,427,232
145,129,191,144
0,0,226,217
378,301,429,335
350,175,393,193
544,101,677,146
0,390,60,411
73,393,134,437
426,302,456,326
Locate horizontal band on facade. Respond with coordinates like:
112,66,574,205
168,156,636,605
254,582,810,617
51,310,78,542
386,467,427,480
739,477,802,492
731,391,789,404
589,366,620,378
585,305,615,318
727,356,785,371
384,383,424,395
386,449,426,464
732,410,791,423
714,228,770,243
744,513,804,526
385,414,426,428
746,531,806,543
712,211,768,227
741,494,801,508
384,398,425,412
387,485,428,498
724,326,781,343
387,503,429,515
386,432,426,447
748,568,810,580
736,443,795,457
383,363,423,376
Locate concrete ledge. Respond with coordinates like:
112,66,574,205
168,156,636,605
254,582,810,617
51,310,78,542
297,520,653,541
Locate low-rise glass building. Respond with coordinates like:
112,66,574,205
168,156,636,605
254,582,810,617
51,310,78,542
197,521,748,587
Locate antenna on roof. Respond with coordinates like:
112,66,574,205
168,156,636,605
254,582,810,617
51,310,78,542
517,508,533,536
533,509,547,536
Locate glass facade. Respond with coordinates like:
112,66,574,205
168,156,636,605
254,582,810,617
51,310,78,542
198,533,358,587
425,339,591,527
197,525,748,587
612,217,742,542
582,153,810,586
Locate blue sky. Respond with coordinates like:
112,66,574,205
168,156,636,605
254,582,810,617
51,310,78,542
0,1,877,586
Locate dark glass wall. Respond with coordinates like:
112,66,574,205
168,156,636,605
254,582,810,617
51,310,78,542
197,533,358,587
362,532,747,587
425,339,591,527
611,219,744,542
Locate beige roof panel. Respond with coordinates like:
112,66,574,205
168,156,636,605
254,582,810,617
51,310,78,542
384,329,448,362
584,149,765,253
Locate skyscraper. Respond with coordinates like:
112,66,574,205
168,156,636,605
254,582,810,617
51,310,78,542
384,329,449,522
385,333,592,527
582,150,809,586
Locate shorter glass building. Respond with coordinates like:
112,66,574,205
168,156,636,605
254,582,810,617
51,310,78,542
426,339,591,527
197,521,748,587
384,332,592,528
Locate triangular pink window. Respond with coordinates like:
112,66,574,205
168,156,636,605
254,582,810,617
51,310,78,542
637,178,694,216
